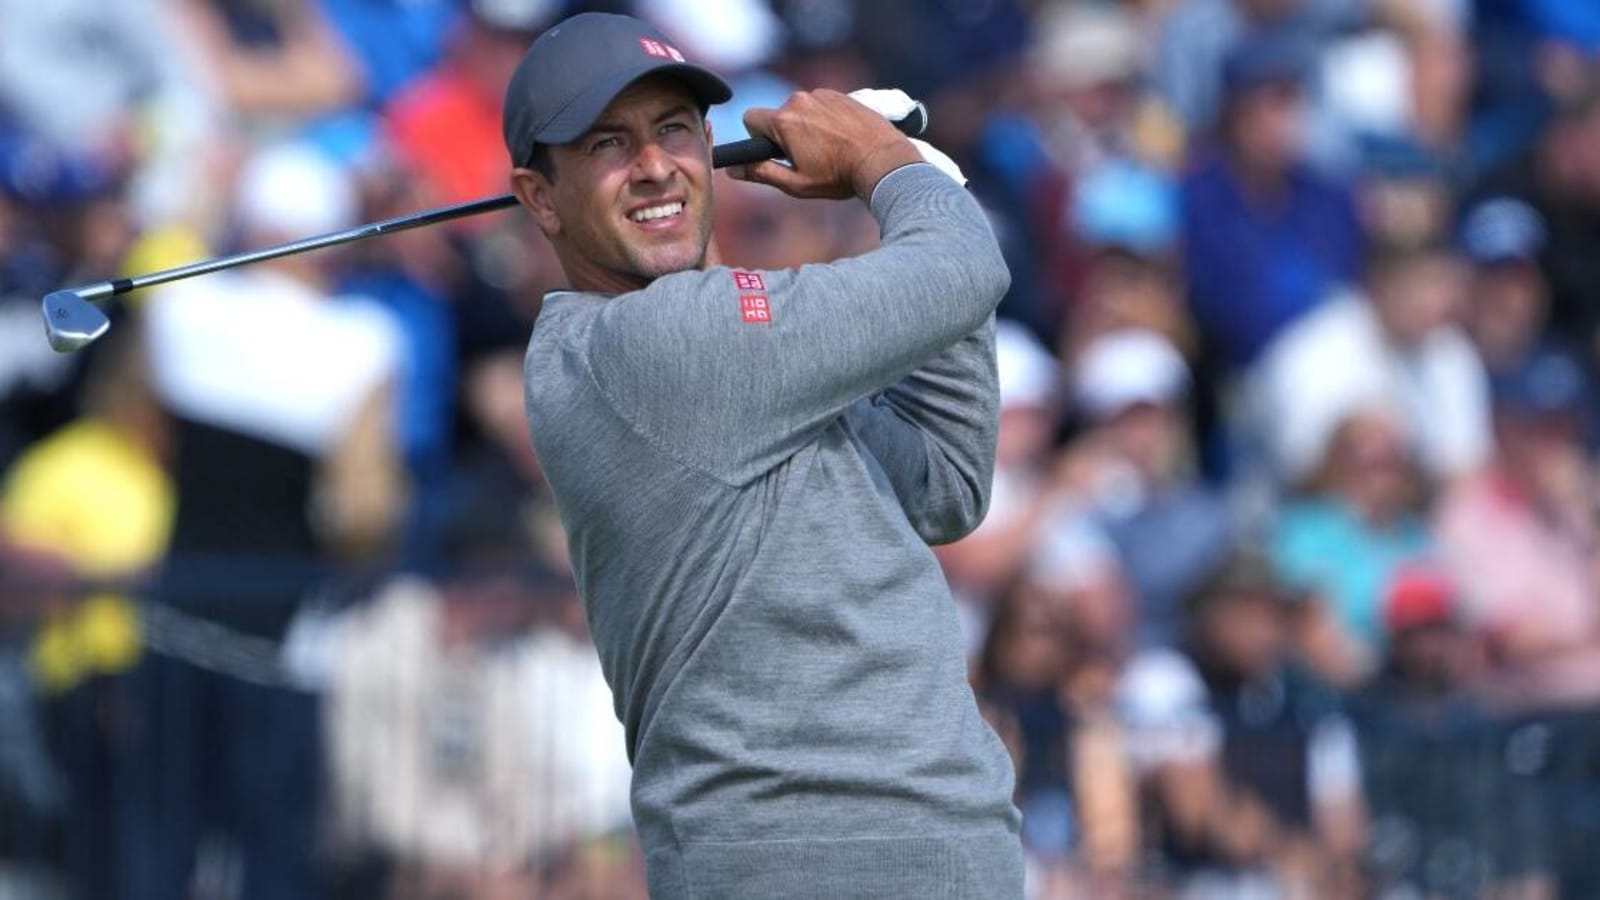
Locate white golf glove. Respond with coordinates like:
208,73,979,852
848,88,967,186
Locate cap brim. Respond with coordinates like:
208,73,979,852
535,61,733,146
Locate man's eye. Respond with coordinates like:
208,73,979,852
661,122,688,134
590,136,622,152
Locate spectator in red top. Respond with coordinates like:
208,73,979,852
384,2,554,206
1350,566,1555,899
1435,346,1600,712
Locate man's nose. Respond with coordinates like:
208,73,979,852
631,139,676,184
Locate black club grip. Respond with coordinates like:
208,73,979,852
711,101,929,170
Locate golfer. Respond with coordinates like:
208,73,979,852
507,13,1022,898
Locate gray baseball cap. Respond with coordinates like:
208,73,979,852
502,12,733,167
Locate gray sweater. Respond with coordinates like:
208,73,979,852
523,163,1022,898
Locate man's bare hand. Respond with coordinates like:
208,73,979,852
728,90,923,201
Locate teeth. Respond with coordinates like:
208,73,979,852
630,202,683,222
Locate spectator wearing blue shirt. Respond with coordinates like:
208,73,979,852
318,0,465,107
1181,33,1365,370
1271,409,1433,682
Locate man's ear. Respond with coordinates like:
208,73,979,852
510,167,561,237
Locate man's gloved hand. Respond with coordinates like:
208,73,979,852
847,89,967,186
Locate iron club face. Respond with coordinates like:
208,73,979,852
42,291,110,353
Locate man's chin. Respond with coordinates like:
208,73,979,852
632,244,708,280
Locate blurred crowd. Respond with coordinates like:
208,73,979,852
3,0,1600,898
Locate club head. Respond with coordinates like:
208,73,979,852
42,290,110,353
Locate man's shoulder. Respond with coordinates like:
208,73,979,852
1258,293,1373,374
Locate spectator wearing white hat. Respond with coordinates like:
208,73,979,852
125,141,404,900
1046,329,1235,650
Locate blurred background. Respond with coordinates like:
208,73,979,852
3,0,1600,897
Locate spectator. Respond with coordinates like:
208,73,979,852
0,546,73,897
975,576,1138,896
118,141,404,900
1474,83,1600,371
1350,566,1555,899
0,0,215,226
0,331,169,898
327,496,627,897
1024,1,1161,178
1271,409,1433,683
1157,0,1468,166
1062,330,1234,649
166,0,364,126
1434,346,1600,712
1353,133,1455,251
1057,161,1195,363
1460,196,1555,377
1,332,169,695
384,1,556,207
1121,549,1365,898
1181,32,1366,370
1250,239,1488,485
320,0,463,109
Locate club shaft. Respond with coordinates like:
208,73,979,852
76,194,520,302
69,110,925,303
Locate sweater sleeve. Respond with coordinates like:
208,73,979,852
843,318,998,545
581,163,1010,485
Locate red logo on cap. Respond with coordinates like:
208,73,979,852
639,38,686,63
740,295,772,324
733,271,765,292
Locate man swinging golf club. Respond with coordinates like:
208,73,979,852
508,13,1022,898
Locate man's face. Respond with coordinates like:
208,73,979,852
1470,262,1546,365
1202,595,1287,680
513,76,714,292
1374,253,1467,346
1229,81,1305,175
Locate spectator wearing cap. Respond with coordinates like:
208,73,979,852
1057,162,1196,365
1052,330,1234,650
1270,408,1434,683
991,3,1183,341
1354,133,1456,252
1118,549,1365,897
1348,566,1555,898
1155,0,1353,136
1435,347,1600,712
1180,32,1366,371
1460,196,1555,379
1157,0,1468,166
1250,239,1488,486
1019,1,1168,179
1473,85,1600,372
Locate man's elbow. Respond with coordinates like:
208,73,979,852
957,234,1010,311
914,480,991,546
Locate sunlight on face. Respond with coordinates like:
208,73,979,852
545,77,714,291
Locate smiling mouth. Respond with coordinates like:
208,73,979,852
628,201,684,224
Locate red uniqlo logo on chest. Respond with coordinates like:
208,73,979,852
639,38,685,62
733,271,765,292
740,295,772,324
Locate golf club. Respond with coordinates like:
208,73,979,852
42,103,928,353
